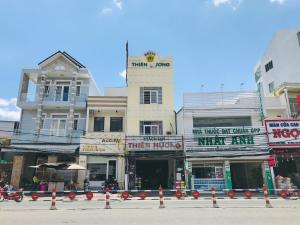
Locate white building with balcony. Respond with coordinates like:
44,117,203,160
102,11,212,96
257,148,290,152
255,28,300,190
177,91,273,191
4,51,99,188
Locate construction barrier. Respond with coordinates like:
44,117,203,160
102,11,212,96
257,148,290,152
211,187,219,208
68,192,76,201
31,192,40,201
121,191,129,200
227,190,235,199
244,191,252,199
158,185,165,208
50,188,57,210
175,190,183,199
192,191,200,199
86,192,93,200
139,191,147,200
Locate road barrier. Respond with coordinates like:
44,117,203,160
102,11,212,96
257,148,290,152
50,188,57,210
86,192,93,200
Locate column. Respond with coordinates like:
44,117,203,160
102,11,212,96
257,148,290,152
10,155,24,188
224,160,232,189
77,155,87,190
262,161,274,192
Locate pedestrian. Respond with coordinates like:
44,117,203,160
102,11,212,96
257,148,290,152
32,175,39,191
84,178,90,192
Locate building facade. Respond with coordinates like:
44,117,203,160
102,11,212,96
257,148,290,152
177,91,273,191
255,28,300,190
78,91,127,190
125,51,184,190
4,51,99,189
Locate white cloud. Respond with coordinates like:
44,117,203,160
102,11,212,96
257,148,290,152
113,0,123,10
0,98,20,121
119,69,126,79
212,0,231,6
101,7,113,15
211,0,242,10
270,0,286,4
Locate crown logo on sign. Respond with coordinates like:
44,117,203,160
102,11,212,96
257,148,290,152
144,50,156,62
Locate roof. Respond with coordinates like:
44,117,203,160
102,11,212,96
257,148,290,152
38,51,86,69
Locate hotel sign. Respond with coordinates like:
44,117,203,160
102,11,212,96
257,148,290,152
126,135,183,151
265,120,300,147
129,51,171,68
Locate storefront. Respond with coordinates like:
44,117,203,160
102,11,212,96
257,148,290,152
126,135,184,190
79,133,125,190
186,126,270,191
265,119,300,189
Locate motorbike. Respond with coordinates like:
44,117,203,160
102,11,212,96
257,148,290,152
0,187,24,202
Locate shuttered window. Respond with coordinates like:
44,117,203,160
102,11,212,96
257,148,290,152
140,87,162,104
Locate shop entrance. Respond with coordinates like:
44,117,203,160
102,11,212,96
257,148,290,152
230,163,263,189
136,160,169,189
273,157,300,189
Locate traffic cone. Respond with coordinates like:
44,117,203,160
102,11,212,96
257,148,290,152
104,188,111,209
263,184,272,208
50,188,57,210
158,185,165,209
211,187,219,208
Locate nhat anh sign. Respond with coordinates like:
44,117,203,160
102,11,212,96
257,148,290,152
192,127,262,147
265,120,300,146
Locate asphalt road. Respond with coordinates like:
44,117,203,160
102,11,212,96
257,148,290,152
1,197,300,225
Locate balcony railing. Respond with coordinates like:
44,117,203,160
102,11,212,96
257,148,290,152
19,84,89,104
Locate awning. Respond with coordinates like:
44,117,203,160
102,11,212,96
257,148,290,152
1,143,79,154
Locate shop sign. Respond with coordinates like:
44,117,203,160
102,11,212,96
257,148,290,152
126,135,183,151
192,127,262,146
265,120,300,146
80,134,125,154
130,51,171,68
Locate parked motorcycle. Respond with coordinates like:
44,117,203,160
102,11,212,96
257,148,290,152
0,187,24,202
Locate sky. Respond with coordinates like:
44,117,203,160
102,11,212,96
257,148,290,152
0,0,300,121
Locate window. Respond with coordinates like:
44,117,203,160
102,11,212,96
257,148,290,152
110,117,123,132
87,163,107,181
289,98,299,115
265,60,273,72
55,81,70,101
108,160,117,180
44,81,50,97
268,82,274,93
140,87,162,104
76,81,82,97
40,114,46,129
193,117,251,128
140,121,163,135
73,114,79,131
94,117,104,132
51,114,68,136
297,31,300,46
192,166,224,179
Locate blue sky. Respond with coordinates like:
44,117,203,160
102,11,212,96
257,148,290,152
0,0,300,120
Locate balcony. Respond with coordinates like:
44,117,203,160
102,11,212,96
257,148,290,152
12,118,86,144
18,84,89,109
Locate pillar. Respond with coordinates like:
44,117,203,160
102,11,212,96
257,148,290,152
77,155,87,189
263,161,274,192
224,160,232,189
10,155,24,188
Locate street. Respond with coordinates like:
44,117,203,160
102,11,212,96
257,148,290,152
1,197,300,225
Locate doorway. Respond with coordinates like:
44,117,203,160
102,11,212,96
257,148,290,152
136,160,169,189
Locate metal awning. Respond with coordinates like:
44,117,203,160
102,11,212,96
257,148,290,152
1,143,79,154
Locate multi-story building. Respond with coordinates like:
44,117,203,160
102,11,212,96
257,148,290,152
4,51,99,188
255,28,300,190
78,88,127,190
177,91,273,191
125,51,184,190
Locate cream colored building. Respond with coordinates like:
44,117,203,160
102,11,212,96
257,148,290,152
125,51,183,190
